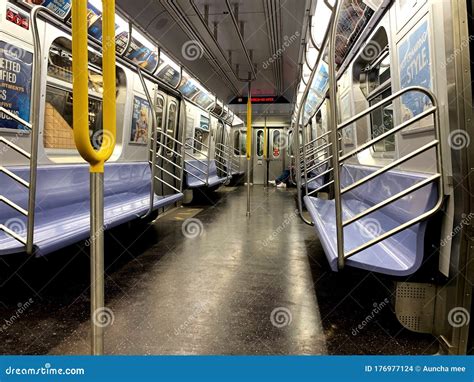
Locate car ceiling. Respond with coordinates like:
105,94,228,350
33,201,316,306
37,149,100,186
116,0,309,123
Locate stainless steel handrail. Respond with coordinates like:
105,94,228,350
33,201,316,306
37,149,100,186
137,67,160,219
294,3,336,226
0,6,51,253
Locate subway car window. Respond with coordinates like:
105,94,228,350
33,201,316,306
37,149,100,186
166,103,177,155
272,130,281,158
358,30,394,153
45,39,119,151
257,130,264,156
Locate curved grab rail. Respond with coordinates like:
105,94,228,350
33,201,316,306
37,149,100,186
72,0,116,173
293,3,336,226
137,67,160,218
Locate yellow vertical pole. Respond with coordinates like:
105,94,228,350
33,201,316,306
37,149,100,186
246,83,252,216
72,0,116,355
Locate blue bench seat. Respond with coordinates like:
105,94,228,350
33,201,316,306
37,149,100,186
304,164,438,276
0,162,182,256
185,159,227,189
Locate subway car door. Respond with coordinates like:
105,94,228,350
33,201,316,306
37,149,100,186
161,96,179,197
153,92,166,196
215,120,226,177
267,128,285,182
252,129,265,184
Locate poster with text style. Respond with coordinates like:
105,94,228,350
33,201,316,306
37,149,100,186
0,41,33,131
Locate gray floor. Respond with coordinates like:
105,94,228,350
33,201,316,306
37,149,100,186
0,185,437,354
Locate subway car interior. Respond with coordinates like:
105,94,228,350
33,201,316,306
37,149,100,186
0,0,473,356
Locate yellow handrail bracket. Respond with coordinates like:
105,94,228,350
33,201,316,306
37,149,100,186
72,0,116,173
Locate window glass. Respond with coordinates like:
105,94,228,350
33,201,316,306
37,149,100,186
155,95,164,132
257,130,264,157
194,129,203,154
272,131,281,158
44,86,103,149
48,44,103,94
233,131,240,155
370,88,394,152
166,103,177,155
240,131,247,156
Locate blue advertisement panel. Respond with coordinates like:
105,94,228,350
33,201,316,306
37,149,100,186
130,96,150,144
200,115,209,131
0,41,33,130
19,0,71,19
125,38,158,73
86,2,130,55
398,19,432,122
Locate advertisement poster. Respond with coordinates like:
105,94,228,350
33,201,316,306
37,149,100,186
86,2,130,55
125,38,158,73
19,0,71,19
199,115,209,131
156,63,181,88
194,92,214,110
398,19,432,128
0,41,33,130
130,96,151,144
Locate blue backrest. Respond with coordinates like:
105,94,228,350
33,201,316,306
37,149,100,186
185,159,220,179
340,164,438,223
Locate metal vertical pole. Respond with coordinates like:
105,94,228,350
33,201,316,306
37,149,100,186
328,0,344,270
72,0,116,355
90,172,105,355
246,80,252,217
263,115,268,188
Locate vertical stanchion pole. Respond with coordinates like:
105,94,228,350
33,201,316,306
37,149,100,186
263,115,268,188
72,0,116,355
246,81,252,217
91,172,105,355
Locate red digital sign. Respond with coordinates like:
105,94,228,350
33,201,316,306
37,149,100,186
230,96,289,105
6,6,29,30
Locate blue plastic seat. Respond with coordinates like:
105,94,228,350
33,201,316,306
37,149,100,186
0,162,183,256
184,159,227,188
304,164,438,276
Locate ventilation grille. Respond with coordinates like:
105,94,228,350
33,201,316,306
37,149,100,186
395,282,436,334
